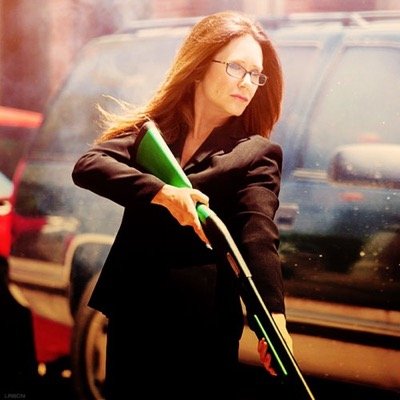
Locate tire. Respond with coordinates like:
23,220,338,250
70,275,108,400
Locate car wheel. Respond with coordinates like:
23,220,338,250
70,275,107,400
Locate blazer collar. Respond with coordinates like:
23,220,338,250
172,117,249,171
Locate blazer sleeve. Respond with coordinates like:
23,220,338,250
231,137,285,314
71,130,165,207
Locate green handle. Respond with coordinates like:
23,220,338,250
135,120,192,189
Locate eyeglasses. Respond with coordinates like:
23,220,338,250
212,60,267,86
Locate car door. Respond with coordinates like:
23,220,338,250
279,34,400,307
276,30,400,389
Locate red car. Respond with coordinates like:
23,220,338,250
0,106,42,258
1,107,71,377
0,172,13,259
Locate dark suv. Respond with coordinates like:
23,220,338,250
8,11,400,399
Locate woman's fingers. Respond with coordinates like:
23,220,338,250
192,216,209,245
258,338,278,376
258,337,266,356
186,191,210,245
151,185,210,246
190,189,209,207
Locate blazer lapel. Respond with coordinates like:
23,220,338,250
182,118,248,172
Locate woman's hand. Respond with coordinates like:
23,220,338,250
257,313,293,376
258,338,277,376
151,184,210,245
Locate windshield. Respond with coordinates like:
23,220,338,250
30,29,323,160
31,33,184,157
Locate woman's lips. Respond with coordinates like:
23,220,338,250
231,93,249,102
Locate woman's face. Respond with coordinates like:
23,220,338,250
196,34,263,119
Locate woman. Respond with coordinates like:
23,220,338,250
72,10,292,399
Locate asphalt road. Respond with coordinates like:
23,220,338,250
3,360,399,400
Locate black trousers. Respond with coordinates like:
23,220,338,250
104,264,244,399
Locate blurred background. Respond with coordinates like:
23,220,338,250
1,1,400,399
1,0,400,114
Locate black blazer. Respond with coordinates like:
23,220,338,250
72,118,284,318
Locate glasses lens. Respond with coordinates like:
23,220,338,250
226,63,244,78
226,62,267,86
255,73,267,86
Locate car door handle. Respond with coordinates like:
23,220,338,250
275,203,299,230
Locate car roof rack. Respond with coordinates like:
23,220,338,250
119,10,400,34
270,10,400,27
119,16,202,34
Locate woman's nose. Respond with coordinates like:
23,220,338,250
239,72,253,87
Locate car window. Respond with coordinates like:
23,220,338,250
303,44,400,169
0,126,38,179
278,45,320,119
272,43,321,144
31,34,185,157
0,171,12,198
0,107,41,179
